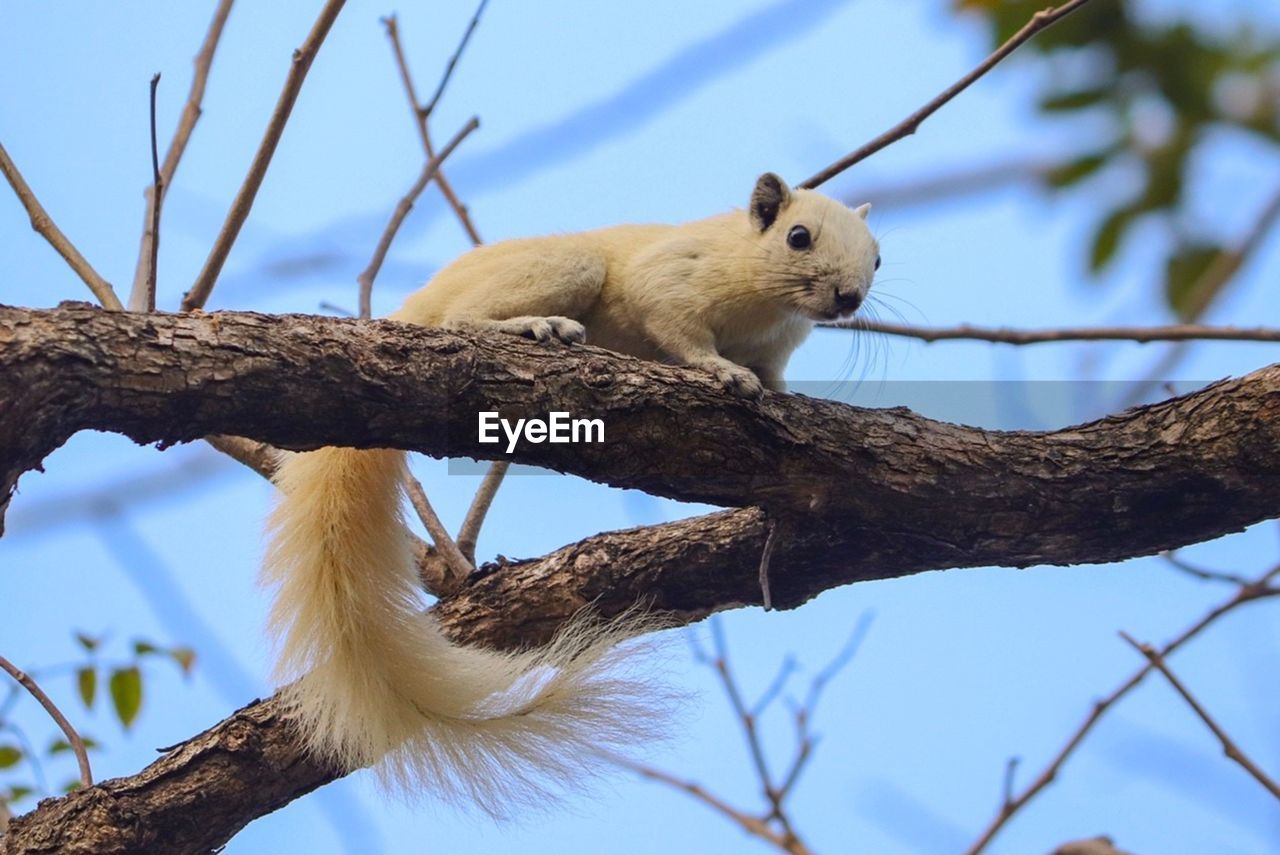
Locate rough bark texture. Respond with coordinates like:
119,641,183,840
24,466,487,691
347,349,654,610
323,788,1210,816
2,302,1279,853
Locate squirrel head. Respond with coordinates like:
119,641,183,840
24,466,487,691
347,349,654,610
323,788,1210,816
747,172,879,322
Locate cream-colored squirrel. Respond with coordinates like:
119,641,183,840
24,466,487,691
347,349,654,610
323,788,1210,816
262,173,879,812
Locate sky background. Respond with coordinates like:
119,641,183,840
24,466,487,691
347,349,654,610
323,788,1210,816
2,1,1279,853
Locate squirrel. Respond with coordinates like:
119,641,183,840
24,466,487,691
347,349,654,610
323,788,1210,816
261,172,879,812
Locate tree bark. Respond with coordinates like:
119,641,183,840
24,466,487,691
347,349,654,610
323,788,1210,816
1,302,1278,853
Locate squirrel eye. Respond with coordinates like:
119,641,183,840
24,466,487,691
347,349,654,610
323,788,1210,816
786,225,811,250
874,255,881,271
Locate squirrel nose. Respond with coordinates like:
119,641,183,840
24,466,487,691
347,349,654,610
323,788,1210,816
835,289,863,312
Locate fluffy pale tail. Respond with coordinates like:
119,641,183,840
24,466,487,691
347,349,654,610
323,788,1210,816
262,447,665,814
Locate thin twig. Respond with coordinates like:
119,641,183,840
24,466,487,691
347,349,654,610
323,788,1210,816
402,474,472,596
456,460,509,565
0,655,92,788
709,619,806,851
826,320,1280,345
1120,632,1280,801
382,14,484,245
1001,757,1020,812
1161,550,1252,588
356,116,479,318
758,517,780,610
183,0,347,312
966,563,1280,854
419,0,489,120
615,756,805,854
138,73,163,313
0,141,123,310
798,0,1094,189
129,0,235,308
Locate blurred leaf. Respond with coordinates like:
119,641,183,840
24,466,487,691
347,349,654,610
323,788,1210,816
1041,88,1109,111
0,745,22,769
1045,153,1109,188
132,641,158,657
76,666,96,709
1089,207,1135,272
6,785,33,802
169,647,196,677
1165,242,1227,319
49,736,99,757
74,632,99,654
63,779,84,793
109,667,143,730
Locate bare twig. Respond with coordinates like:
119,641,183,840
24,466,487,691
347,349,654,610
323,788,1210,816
137,73,163,312
825,320,1280,345
403,474,472,596
617,756,808,854
0,141,123,310
1120,631,1280,801
1161,550,1252,588
758,516,780,611
1001,756,1020,812
966,564,1280,854
0,655,92,788
129,0,235,309
456,460,509,566
183,0,347,312
356,116,479,318
382,14,484,245
798,0,1094,189
419,0,489,120
630,618,870,853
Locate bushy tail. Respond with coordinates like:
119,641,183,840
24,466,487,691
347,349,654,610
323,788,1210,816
262,447,666,814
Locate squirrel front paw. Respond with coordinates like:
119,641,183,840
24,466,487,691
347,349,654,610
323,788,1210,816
702,360,764,398
496,316,587,344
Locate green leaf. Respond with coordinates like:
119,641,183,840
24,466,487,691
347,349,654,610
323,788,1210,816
1165,242,1226,320
0,745,22,769
109,666,143,730
77,666,96,709
6,785,33,802
74,632,99,653
1041,88,1110,112
1089,207,1136,272
132,640,158,657
1046,153,1110,188
169,647,196,677
63,779,84,793
49,738,71,754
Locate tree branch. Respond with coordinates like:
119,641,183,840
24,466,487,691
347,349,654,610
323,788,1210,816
0,655,92,789
824,320,1280,345
965,565,1280,853
182,0,346,311
798,0,1094,189
0,144,123,311
1120,631,1280,801
3,305,1278,565
128,0,236,309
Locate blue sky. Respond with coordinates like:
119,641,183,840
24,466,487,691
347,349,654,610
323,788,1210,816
2,1,1279,853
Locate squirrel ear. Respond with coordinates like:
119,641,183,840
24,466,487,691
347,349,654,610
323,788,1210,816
749,173,791,231
853,202,872,220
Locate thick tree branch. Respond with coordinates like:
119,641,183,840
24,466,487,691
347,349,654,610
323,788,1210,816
2,304,1278,562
